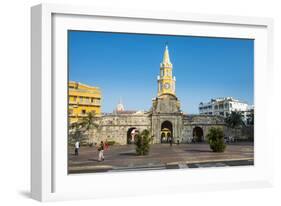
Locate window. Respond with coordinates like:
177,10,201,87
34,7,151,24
79,97,83,102
81,110,86,114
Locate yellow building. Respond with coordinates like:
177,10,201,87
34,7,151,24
68,81,101,123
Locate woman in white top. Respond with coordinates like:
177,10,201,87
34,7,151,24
75,141,80,156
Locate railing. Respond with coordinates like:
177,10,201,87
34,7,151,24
68,88,101,95
68,113,94,117
69,101,101,106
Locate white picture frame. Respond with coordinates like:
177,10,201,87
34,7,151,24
31,3,274,202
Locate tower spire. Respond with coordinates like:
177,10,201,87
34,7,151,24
162,43,171,65
158,44,176,97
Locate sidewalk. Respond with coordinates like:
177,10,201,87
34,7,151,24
68,143,254,174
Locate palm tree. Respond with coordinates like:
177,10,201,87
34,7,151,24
79,111,100,145
248,111,254,125
68,121,83,145
225,111,245,140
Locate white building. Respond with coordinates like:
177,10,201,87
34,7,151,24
199,97,253,122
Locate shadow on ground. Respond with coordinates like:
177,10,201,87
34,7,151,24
119,152,138,156
88,159,100,162
184,149,212,153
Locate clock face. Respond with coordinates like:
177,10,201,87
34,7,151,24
164,83,170,89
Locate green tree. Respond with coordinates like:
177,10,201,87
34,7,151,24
80,111,99,146
225,111,245,128
206,127,226,152
68,121,83,145
225,111,245,139
135,129,153,155
68,112,99,146
247,111,254,125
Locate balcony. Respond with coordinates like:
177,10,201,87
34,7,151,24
68,113,92,118
69,101,101,106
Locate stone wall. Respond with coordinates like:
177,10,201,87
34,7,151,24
86,113,249,145
89,113,151,145
181,115,226,143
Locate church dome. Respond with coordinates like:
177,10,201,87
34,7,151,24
116,98,125,112
116,103,124,112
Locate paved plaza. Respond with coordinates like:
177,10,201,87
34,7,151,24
68,143,254,174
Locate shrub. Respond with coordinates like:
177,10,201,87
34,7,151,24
206,127,226,152
135,129,153,155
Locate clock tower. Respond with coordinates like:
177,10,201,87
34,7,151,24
157,45,176,97
151,44,182,144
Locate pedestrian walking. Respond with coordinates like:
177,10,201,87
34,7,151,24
74,140,80,156
98,141,105,161
168,136,173,147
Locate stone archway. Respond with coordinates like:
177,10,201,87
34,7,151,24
193,126,204,142
127,127,138,144
161,121,173,143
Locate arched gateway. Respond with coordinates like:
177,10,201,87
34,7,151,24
127,127,138,144
161,121,173,143
193,126,204,142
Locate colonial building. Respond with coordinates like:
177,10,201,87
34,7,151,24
198,97,254,124
86,45,227,145
68,81,101,123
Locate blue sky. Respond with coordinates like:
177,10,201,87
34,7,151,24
68,31,254,114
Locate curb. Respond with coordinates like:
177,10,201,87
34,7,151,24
69,158,254,173
69,165,113,174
